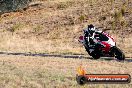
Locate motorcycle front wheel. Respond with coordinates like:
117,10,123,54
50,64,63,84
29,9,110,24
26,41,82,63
113,46,125,60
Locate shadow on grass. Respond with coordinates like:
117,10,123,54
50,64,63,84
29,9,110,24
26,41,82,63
0,51,131,62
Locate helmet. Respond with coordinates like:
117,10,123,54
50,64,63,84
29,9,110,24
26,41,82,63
87,24,95,36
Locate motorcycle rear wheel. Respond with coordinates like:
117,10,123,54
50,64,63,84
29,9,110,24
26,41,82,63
91,52,100,59
85,46,100,59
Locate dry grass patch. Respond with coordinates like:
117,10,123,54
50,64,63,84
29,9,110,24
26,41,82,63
0,55,131,88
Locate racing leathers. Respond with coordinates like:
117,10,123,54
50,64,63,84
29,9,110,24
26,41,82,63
83,29,105,51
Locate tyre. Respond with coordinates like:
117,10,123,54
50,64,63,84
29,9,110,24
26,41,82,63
114,47,125,60
84,46,91,55
76,75,87,85
85,46,100,59
91,52,100,59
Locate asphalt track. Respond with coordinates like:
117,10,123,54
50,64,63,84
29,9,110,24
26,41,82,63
0,51,131,62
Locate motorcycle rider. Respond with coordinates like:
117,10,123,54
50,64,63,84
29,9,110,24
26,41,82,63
83,24,104,51
81,24,125,60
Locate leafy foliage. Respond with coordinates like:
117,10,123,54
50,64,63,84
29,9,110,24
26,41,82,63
0,0,32,14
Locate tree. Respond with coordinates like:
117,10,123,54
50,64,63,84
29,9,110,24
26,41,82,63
0,0,32,14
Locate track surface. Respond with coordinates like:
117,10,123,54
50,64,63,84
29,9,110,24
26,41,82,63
0,51,131,62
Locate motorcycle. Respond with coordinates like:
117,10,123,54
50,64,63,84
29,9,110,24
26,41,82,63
78,31,125,60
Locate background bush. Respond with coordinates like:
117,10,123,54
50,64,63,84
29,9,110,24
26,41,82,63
0,0,32,14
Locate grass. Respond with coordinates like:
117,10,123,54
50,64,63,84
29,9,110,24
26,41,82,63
0,31,131,57
8,23,23,32
56,1,74,10
33,24,43,33
110,1,128,30
0,55,131,88
0,0,131,87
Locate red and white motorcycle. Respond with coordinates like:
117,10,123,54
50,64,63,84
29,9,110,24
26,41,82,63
79,31,125,60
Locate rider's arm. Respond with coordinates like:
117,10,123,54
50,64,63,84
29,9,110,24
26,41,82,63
83,29,89,39
90,32,102,44
83,29,90,44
